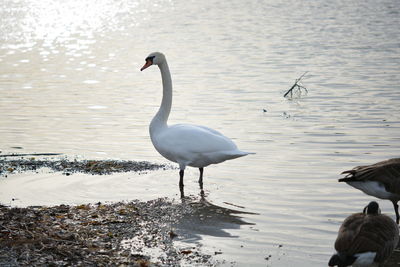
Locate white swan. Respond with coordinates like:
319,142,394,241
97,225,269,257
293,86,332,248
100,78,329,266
140,52,252,194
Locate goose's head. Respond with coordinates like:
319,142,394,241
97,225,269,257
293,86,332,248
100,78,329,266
363,201,381,215
140,52,166,71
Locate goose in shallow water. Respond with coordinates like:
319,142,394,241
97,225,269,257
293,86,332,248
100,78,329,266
329,201,399,267
339,158,400,224
140,52,252,196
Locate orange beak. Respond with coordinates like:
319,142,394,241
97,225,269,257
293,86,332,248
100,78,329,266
140,60,152,71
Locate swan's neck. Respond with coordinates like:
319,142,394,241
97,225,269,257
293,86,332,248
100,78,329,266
150,61,172,133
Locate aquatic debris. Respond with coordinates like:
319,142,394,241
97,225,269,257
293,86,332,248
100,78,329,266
168,230,178,239
0,199,214,266
180,250,192,255
0,158,168,176
283,72,309,98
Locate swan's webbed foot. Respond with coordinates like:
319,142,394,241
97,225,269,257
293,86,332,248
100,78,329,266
179,170,185,198
198,167,204,190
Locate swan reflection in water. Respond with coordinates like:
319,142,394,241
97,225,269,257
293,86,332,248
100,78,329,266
172,192,257,242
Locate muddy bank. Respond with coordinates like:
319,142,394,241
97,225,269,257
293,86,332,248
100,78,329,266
0,156,215,266
1,200,398,267
0,199,215,266
0,156,169,176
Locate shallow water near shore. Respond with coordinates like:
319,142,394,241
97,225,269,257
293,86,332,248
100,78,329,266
1,0,400,265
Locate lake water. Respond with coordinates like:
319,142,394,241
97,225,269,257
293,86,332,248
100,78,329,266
1,0,400,265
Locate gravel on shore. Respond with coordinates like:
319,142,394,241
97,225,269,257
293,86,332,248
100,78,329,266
0,198,214,266
0,156,214,266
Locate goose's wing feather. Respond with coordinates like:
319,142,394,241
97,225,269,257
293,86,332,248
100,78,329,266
371,215,399,262
335,213,365,252
335,213,399,262
340,158,400,195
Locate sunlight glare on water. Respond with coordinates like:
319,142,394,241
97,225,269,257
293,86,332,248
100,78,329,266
0,0,400,266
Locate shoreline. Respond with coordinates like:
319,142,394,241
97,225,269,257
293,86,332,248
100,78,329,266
0,199,215,266
1,156,215,266
0,156,169,177
1,156,399,266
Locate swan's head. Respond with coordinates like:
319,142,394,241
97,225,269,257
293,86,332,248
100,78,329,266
140,52,166,71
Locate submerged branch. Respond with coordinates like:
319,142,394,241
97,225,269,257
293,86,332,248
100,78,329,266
283,72,309,98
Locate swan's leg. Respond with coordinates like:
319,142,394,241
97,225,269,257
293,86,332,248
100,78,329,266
392,200,399,224
198,167,204,190
179,170,185,198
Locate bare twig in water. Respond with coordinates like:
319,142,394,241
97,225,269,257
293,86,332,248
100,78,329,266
283,72,309,98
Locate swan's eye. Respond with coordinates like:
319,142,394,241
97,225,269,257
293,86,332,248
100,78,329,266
145,56,155,63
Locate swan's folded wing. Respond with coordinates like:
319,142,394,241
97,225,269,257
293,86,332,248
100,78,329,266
152,123,250,167
159,124,239,154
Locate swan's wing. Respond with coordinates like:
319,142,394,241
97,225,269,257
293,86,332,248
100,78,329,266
159,124,238,154
152,124,249,167
192,124,225,137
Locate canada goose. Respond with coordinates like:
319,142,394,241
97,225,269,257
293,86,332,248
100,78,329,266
339,158,400,224
140,52,253,196
329,201,399,267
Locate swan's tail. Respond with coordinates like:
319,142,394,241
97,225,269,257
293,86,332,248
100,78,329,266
227,150,255,158
198,149,255,167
